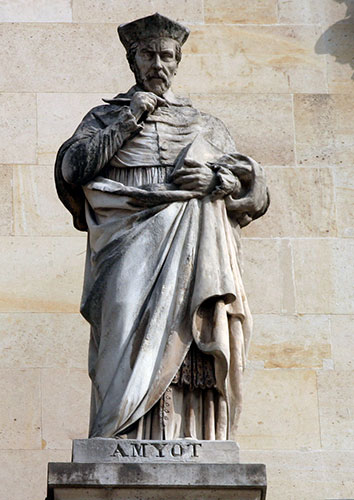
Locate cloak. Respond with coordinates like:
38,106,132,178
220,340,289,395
55,88,269,439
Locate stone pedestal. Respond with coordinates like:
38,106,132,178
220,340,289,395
47,439,267,500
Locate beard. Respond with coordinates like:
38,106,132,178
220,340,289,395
135,68,172,96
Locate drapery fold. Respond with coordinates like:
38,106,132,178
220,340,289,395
82,174,252,439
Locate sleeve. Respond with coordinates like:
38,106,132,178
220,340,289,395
61,106,142,185
201,113,270,227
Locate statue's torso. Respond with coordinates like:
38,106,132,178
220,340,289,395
109,104,202,170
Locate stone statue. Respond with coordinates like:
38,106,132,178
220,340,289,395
55,13,269,441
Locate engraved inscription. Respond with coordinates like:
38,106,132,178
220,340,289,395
151,442,167,457
112,441,203,460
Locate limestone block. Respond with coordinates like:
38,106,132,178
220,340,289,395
55,489,262,500
191,94,295,166
325,24,354,94
237,369,320,449
243,167,336,238
0,313,88,369
48,462,266,500
72,438,239,464
249,314,331,369
0,369,41,449
175,25,327,94
37,93,104,165
330,315,354,370
317,370,354,449
41,368,90,449
13,165,78,235
294,94,354,166
335,166,354,237
292,239,354,314
323,23,354,93
327,240,354,315
72,0,203,23
0,94,36,163
0,24,134,93
0,450,70,500
241,238,295,314
0,236,86,312
277,0,352,25
240,450,354,500
0,165,12,235
204,0,277,24
0,0,72,22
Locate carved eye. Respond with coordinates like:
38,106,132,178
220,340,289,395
161,52,174,61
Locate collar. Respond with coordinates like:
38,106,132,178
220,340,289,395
102,85,192,107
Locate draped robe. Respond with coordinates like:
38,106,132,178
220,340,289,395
55,86,269,440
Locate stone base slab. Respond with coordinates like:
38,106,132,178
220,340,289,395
72,438,240,464
47,462,267,500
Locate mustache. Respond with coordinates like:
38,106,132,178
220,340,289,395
145,72,168,83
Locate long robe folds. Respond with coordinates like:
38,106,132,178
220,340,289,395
55,87,269,440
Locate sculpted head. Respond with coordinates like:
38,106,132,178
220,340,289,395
118,13,189,96
127,37,181,96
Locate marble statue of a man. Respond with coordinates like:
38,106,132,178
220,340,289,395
55,13,269,441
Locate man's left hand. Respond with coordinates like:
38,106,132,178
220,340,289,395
172,159,216,195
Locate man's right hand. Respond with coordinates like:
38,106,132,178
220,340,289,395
130,92,167,122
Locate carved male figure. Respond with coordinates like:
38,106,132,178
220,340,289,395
55,13,269,441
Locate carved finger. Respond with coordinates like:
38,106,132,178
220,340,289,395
179,181,203,191
173,167,202,178
184,159,205,168
174,174,200,185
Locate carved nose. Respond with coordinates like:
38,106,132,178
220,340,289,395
152,56,163,70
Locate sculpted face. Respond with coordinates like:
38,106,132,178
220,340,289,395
134,37,179,96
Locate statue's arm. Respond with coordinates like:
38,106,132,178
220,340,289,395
61,106,141,185
202,114,269,226
215,154,270,227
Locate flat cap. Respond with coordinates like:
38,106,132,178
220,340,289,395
118,12,190,50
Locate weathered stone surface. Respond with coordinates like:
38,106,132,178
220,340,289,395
317,371,354,449
240,450,354,500
0,369,41,449
317,22,354,94
191,94,295,166
204,0,277,24
37,93,104,165
292,239,354,314
335,166,354,238
249,314,331,369
0,94,36,163
294,94,354,166
0,313,88,369
0,24,328,94
277,0,353,25
330,315,354,370
237,369,320,450
0,24,134,93
175,25,327,94
0,0,72,21
0,165,12,236
241,239,295,314
0,450,70,500
41,369,90,449
72,438,239,464
72,0,203,23
13,165,77,236
48,462,266,500
0,236,86,312
243,167,336,238
54,489,262,500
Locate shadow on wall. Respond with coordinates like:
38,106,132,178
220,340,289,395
315,0,354,79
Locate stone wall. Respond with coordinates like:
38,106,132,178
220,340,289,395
0,1,353,499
